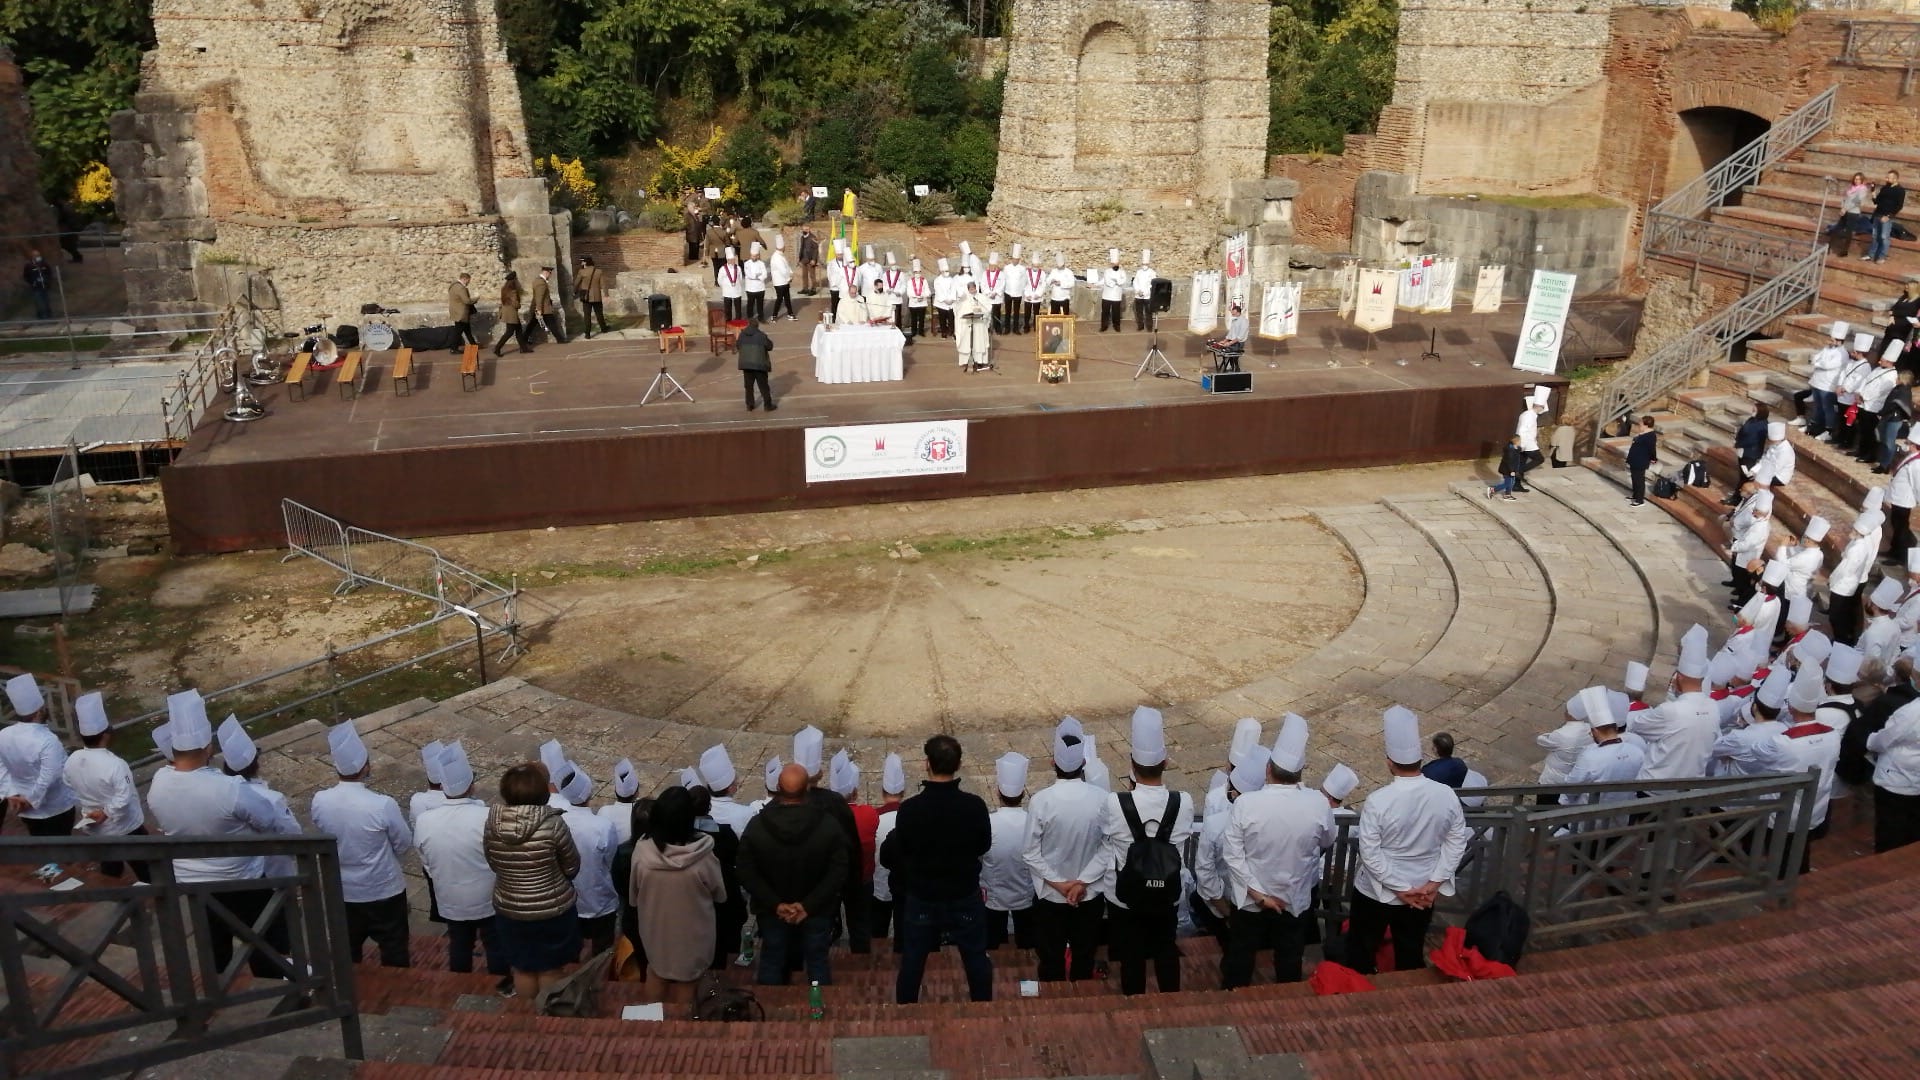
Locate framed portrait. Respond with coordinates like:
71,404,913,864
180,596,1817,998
1037,315,1076,361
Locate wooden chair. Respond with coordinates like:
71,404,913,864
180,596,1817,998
391,348,415,395
659,326,686,354
708,307,737,354
336,351,365,400
284,351,313,401
460,344,481,391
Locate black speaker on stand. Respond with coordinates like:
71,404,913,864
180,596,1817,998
1150,277,1174,312
648,293,674,332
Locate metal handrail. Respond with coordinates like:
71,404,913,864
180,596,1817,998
0,834,361,1080
1642,212,1814,279
1646,85,1837,228
1842,19,1920,65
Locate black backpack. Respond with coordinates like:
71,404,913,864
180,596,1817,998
1680,459,1711,488
1115,791,1183,910
1652,475,1679,500
1463,890,1530,967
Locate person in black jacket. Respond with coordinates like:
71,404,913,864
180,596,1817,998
1868,169,1907,263
1733,403,1769,471
880,734,994,1004
1486,434,1524,501
1626,415,1659,506
1879,372,1915,473
737,764,848,986
737,319,777,412
689,786,747,969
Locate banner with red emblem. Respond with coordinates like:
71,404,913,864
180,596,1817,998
805,420,970,484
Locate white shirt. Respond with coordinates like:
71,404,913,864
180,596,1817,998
1353,775,1471,906
413,798,497,921
1869,699,1920,795
825,257,845,295
905,273,932,308
1003,265,1028,299
1711,719,1796,779
1789,705,1850,827
1191,804,1231,903
715,262,744,298
1809,343,1847,392
1047,267,1076,302
1890,451,1920,509
1838,358,1874,402
1560,737,1646,800
1516,408,1540,453
1830,530,1880,596
769,251,792,288
0,722,75,818
1132,266,1156,300
1753,438,1796,485
709,794,757,838
598,800,637,846
1022,777,1112,904
249,777,301,879
552,795,617,918
1099,784,1195,909
62,746,143,835
409,788,448,832
1861,366,1900,412
1222,784,1334,914
871,809,898,902
933,273,957,310
855,260,882,293
310,780,412,903
1631,691,1720,781
742,258,769,292
1780,543,1823,599
1536,719,1589,784
983,807,1033,911
1730,514,1771,565
1100,268,1127,302
147,766,300,882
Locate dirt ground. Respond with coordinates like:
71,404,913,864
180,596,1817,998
0,461,1493,738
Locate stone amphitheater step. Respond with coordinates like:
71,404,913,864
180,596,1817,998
1802,140,1920,178
1715,204,1920,271
1641,252,1896,333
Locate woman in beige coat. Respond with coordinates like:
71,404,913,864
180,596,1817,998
483,763,581,1005
629,786,726,1009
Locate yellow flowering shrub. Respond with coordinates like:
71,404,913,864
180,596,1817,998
72,162,114,215
544,155,599,209
649,128,742,205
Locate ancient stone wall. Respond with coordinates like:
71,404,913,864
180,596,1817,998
989,0,1270,274
112,0,562,326
0,50,57,253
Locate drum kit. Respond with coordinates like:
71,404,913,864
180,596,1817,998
211,302,402,422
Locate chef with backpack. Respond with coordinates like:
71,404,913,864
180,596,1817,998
1100,706,1195,996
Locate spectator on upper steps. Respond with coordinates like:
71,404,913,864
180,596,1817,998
1734,402,1771,471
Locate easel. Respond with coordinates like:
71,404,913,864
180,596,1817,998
641,362,694,404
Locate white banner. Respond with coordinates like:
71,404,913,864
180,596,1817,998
1189,270,1221,333
1513,269,1578,374
1337,262,1358,319
1354,268,1397,333
1472,265,1506,314
1397,255,1432,311
1422,257,1458,315
805,420,969,484
1258,281,1300,340
1223,232,1251,313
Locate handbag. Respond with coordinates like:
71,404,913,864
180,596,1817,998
1653,475,1680,500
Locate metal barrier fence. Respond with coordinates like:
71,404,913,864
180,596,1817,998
1842,19,1920,94
43,444,89,621
0,834,361,1080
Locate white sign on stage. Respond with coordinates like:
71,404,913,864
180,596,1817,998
1513,269,1578,374
1259,282,1300,340
1422,258,1458,315
1397,255,1432,311
1472,265,1506,314
805,420,969,484
1337,262,1358,319
1189,270,1221,333
1223,232,1251,312
1354,268,1397,333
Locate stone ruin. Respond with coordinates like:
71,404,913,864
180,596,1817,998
0,50,56,253
110,0,566,329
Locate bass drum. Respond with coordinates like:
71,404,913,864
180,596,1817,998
361,322,397,352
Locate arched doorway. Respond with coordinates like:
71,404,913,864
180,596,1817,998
1668,107,1772,206
1075,23,1139,184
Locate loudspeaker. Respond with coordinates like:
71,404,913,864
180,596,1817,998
648,293,674,332
1150,277,1174,313
1201,371,1253,394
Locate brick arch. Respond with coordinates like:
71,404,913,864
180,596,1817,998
1671,80,1785,124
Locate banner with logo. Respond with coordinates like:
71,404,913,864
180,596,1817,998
1513,269,1578,374
1258,281,1301,340
1354,268,1397,333
1222,231,1251,314
1472,265,1506,314
1423,257,1458,314
1189,270,1221,334
1337,262,1358,319
1397,255,1433,311
805,420,969,484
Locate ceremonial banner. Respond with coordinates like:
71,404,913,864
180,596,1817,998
1354,268,1397,333
1513,269,1578,374
1223,232,1251,312
1337,262,1358,319
1189,270,1222,333
1397,255,1432,311
1258,281,1301,340
805,420,969,484
1472,265,1506,314
1423,258,1459,315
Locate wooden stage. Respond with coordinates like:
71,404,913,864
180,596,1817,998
161,303,1570,553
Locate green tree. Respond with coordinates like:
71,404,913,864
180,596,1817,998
873,117,950,189
904,41,967,119
721,125,785,215
0,0,154,200
946,120,997,216
801,118,865,195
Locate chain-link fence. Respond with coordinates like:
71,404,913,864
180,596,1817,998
44,442,90,620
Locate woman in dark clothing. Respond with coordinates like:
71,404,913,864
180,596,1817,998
610,797,654,965
1877,371,1915,473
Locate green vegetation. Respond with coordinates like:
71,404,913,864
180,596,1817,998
0,0,151,204
1268,0,1400,156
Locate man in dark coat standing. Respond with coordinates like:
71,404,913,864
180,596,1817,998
737,318,776,412
881,734,994,1004
1627,415,1659,507
1734,403,1769,474
737,764,849,986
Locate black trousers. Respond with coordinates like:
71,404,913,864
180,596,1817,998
744,291,766,321
1856,408,1884,461
841,880,873,954
771,285,794,318
936,308,954,338
578,912,616,958
1100,298,1124,331
19,806,76,837
494,321,528,354
1187,892,1229,942
344,892,411,968
1048,299,1070,316
1830,590,1864,646
1891,505,1915,566
908,307,927,338
101,822,152,881
1109,902,1179,995
446,915,510,975
984,905,1035,950
207,886,293,979
1032,895,1105,981
1134,297,1152,331
1514,449,1545,490
1630,464,1648,503
537,312,566,344
1222,906,1310,988
1023,301,1041,333
722,296,742,321
580,301,607,336
871,895,902,949
1874,786,1920,853
454,319,477,346
1730,558,1757,606
993,299,1013,333
1344,890,1432,975
685,236,702,263
742,368,774,409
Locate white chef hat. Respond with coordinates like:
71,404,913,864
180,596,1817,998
562,762,591,804
1206,771,1230,818
828,749,857,797
1053,716,1087,772
1787,661,1827,713
1707,642,1745,689
1855,331,1876,352
1576,685,1615,729
988,251,1000,266
538,738,566,779
1109,247,1121,263
1762,559,1788,587
793,725,824,775
1227,717,1263,767
1011,242,1023,259
1531,384,1553,407
1083,733,1111,790
1130,705,1167,767
750,241,763,257
75,691,108,738
1804,516,1831,543
1607,690,1632,721
5,674,43,716
1750,490,1775,516
864,244,875,261
1321,763,1358,801
996,752,1029,799
724,246,737,260
1028,251,1041,265
328,719,368,776
1767,421,1787,441
1857,509,1885,534
885,251,897,266
937,257,950,273
152,722,175,762
882,751,907,795
1873,575,1905,611
1826,643,1864,684
764,755,783,792
1054,252,1066,267
911,257,922,272
613,758,639,799
1141,249,1153,264
1270,712,1309,774
1786,594,1815,628
1831,320,1849,340
1623,661,1649,693
1797,630,1832,665
774,233,785,251
1756,665,1793,710
217,715,257,771
1887,339,1906,363
1565,690,1589,721
441,741,475,797
1229,754,1266,796
1676,623,1711,679
421,740,447,786
699,744,736,792
167,689,212,751
1383,705,1422,766
679,766,700,789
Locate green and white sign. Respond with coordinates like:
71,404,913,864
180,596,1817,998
1513,269,1577,374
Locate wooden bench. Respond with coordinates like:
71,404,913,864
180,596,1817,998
460,344,481,391
392,348,415,395
336,350,366,400
285,352,313,401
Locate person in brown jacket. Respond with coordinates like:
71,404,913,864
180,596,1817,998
494,272,529,356
449,273,477,349
575,256,608,338
484,763,582,1003
531,267,567,345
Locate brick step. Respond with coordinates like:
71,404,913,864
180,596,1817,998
1803,140,1920,176
1639,255,1893,334
1744,337,1817,377
1714,204,1920,263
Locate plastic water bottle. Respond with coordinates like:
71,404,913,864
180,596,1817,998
1064,943,1072,974
736,918,756,967
808,980,825,1020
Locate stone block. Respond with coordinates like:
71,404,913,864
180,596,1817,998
1395,219,1432,244
832,1035,935,1073
496,178,550,218
1261,200,1293,225
1143,1027,1252,1080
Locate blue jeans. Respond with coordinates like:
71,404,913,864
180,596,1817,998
896,893,994,1004
29,287,49,320
1812,389,1839,436
1870,216,1896,261
757,913,832,986
1884,415,1910,470
1490,475,1516,495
